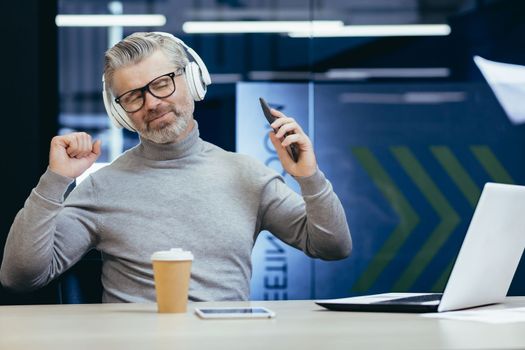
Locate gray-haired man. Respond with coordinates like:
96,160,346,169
0,32,351,303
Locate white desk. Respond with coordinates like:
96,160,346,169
1,298,525,350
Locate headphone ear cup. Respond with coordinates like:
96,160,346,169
184,62,207,101
110,100,137,132
102,76,136,132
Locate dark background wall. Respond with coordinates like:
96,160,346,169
0,1,59,304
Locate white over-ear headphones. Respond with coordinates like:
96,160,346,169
102,32,212,132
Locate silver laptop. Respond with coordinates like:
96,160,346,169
317,182,525,313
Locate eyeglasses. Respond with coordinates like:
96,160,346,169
115,70,182,113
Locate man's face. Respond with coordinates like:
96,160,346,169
112,50,195,144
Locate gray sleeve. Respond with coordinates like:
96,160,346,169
259,168,352,260
0,168,98,291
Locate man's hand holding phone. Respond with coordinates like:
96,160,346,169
260,98,317,178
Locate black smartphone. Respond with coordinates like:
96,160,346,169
259,97,300,162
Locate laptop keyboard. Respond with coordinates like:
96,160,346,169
377,293,443,304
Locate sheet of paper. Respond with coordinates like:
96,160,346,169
422,307,525,324
474,55,525,124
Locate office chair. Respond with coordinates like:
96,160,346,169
58,249,103,304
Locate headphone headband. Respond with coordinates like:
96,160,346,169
154,32,212,87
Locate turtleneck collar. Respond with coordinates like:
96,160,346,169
135,120,202,161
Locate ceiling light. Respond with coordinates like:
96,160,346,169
324,68,450,79
289,24,451,37
55,14,167,27
182,21,344,34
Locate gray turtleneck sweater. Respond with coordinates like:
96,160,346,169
0,123,351,303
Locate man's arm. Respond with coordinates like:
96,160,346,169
261,109,352,259
0,133,102,291
260,169,352,260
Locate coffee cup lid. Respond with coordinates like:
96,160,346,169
151,248,194,261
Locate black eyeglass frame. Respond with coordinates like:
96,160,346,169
114,70,182,113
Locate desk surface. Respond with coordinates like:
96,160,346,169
1,298,525,350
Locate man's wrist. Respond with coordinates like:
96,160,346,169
294,167,327,196
35,168,76,203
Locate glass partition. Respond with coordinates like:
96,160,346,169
58,0,525,299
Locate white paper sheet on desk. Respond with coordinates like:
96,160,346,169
421,307,525,324
474,55,525,125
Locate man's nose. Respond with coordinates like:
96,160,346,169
144,91,162,110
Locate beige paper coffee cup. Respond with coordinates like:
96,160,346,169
151,248,193,313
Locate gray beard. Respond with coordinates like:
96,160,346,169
139,113,190,144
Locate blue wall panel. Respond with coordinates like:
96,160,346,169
314,82,525,298
236,83,312,300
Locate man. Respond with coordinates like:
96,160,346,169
0,32,351,303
